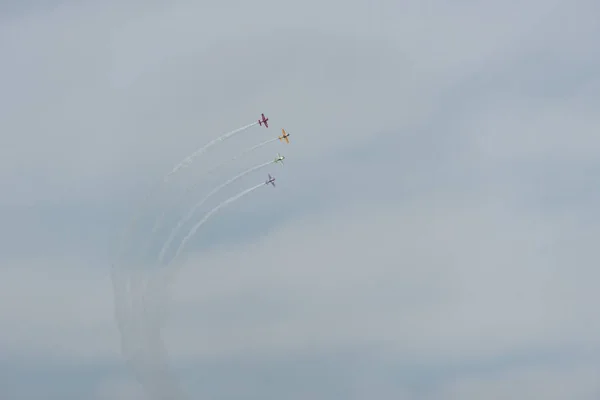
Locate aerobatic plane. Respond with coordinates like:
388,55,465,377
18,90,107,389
258,113,269,127
274,153,285,165
266,174,276,187
279,128,290,143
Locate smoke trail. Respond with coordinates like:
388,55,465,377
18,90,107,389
114,178,164,265
157,161,273,264
150,137,278,236
112,260,185,400
204,137,278,176
111,121,264,400
116,181,267,399
145,182,266,329
164,121,257,181
118,121,259,265
166,182,265,272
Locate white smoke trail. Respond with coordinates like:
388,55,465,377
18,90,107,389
113,122,258,400
166,182,265,271
112,121,264,400
112,259,185,400
118,121,259,265
157,161,273,264
164,121,257,181
145,182,267,327
118,181,267,399
114,179,164,264
150,137,278,236
204,137,278,176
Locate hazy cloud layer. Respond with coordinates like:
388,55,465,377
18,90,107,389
2,0,599,399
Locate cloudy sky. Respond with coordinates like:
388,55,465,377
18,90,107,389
2,0,600,399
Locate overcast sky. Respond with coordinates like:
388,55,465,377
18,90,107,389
2,0,600,399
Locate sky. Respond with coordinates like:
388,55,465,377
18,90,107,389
1,0,600,399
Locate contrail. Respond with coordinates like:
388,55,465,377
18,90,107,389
147,182,267,314
205,137,279,176
116,180,268,399
112,120,268,400
114,178,166,271
112,121,260,400
112,260,185,400
166,181,266,271
157,161,273,264
119,121,259,262
150,137,278,236
164,121,257,181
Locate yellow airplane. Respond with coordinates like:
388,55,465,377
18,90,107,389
279,128,291,143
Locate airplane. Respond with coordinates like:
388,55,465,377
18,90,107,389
265,174,276,187
279,128,290,143
258,113,269,128
274,153,285,165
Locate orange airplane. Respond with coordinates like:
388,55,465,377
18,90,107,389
279,128,290,143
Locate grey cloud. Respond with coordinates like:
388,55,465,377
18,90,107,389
2,0,600,399
6,0,593,204
164,197,600,360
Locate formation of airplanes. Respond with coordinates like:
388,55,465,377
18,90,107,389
257,113,293,189
258,114,291,144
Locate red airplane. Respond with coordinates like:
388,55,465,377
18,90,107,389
258,113,269,128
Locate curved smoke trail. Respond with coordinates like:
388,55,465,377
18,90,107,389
204,137,278,176
117,121,258,264
112,254,185,400
150,137,278,236
112,120,268,400
165,121,257,181
157,161,273,264
145,182,267,337
164,182,265,277
113,121,259,400
115,273,174,399
114,179,164,265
